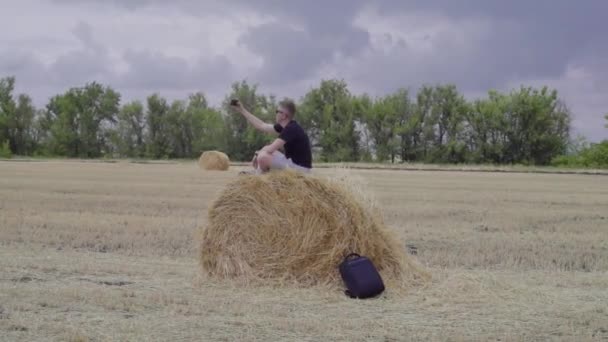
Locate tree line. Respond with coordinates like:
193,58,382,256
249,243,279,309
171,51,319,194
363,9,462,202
1,75,604,166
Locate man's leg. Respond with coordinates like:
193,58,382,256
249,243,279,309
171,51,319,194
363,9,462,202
256,150,288,172
285,158,312,173
256,151,271,172
258,151,311,174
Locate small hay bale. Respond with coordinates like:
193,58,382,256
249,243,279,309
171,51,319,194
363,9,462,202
199,169,429,290
198,151,230,171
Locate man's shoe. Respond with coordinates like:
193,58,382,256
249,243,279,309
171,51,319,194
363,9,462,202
239,169,260,175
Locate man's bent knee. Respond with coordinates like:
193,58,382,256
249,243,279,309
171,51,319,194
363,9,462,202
256,151,273,171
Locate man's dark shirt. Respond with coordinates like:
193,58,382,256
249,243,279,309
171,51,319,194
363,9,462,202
274,120,312,168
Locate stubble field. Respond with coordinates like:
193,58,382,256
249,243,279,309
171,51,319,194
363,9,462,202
0,160,607,341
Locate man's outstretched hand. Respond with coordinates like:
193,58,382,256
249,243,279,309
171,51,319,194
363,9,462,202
229,99,276,135
230,99,244,113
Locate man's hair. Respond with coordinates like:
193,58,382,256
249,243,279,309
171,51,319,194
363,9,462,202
279,99,296,119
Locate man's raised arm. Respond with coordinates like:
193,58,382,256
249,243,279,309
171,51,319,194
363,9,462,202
231,100,276,134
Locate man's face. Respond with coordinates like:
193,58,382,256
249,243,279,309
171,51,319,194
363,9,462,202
275,106,289,123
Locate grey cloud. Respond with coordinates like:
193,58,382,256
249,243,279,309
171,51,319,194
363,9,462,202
45,22,112,86
3,0,608,141
120,50,234,90
52,0,373,86
1,17,236,106
50,50,111,85
121,51,194,88
236,1,365,32
50,0,607,87
52,0,155,10
0,53,48,85
235,1,371,85
368,1,608,81
371,0,608,28
238,23,336,84
0,42,111,89
52,0,237,14
71,21,105,53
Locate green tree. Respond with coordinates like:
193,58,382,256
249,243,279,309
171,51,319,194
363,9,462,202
465,87,570,165
552,141,608,168
46,82,120,157
428,85,468,163
145,94,171,159
31,108,50,156
165,93,226,158
0,140,11,158
187,93,225,157
405,85,470,163
113,101,146,158
299,79,359,162
46,92,78,156
11,94,38,155
414,85,436,161
466,92,510,163
166,99,189,158
0,77,17,153
504,86,570,165
351,94,374,161
358,90,406,162
389,90,417,163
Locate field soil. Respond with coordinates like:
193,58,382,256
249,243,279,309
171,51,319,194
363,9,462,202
1,160,607,341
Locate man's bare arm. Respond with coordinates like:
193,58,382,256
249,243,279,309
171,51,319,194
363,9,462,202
260,138,285,155
232,101,276,134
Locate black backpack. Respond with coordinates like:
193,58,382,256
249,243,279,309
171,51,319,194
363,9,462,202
339,253,385,299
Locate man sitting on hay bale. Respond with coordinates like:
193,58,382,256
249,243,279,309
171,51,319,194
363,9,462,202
231,99,312,174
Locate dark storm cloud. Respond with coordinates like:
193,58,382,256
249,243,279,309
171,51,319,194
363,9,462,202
368,0,608,83
233,1,371,85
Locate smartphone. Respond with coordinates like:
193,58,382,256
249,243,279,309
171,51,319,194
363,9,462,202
230,99,239,106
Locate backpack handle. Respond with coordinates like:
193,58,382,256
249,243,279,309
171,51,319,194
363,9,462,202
344,253,360,260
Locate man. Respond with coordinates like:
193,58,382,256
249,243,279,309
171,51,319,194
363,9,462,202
231,99,312,174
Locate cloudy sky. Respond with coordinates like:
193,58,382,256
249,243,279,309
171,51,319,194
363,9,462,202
1,0,607,141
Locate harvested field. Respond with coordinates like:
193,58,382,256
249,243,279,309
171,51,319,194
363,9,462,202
1,160,607,341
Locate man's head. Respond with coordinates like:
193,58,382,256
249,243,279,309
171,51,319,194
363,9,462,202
276,99,296,124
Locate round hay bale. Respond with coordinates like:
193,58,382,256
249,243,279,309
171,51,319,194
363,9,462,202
199,170,429,289
198,151,230,171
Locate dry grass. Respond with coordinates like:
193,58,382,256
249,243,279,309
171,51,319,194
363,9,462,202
1,160,607,341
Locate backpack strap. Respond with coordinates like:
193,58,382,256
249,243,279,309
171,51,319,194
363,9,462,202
344,253,360,260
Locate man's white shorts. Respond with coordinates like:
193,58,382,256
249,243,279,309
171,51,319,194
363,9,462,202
269,151,311,173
